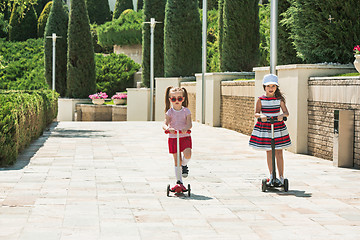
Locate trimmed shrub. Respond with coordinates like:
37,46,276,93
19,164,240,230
113,0,133,19
44,0,68,97
67,0,96,98
220,0,259,72
97,9,143,47
9,4,38,41
204,9,220,72
86,0,111,24
90,24,113,53
34,0,52,16
0,38,48,90
95,53,141,96
141,0,166,87
137,0,144,10
164,0,202,77
284,0,360,64
218,0,224,69
37,1,52,38
0,90,58,166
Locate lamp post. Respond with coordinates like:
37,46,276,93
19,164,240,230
270,0,278,75
46,33,61,91
144,18,161,121
201,0,207,124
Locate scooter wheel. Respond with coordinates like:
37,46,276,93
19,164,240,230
261,179,267,192
167,184,170,197
187,184,191,197
283,179,289,192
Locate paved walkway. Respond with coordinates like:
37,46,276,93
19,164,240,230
0,121,360,240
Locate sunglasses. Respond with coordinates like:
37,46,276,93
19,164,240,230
169,96,184,102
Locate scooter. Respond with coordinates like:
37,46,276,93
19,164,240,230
260,116,289,192
165,130,191,197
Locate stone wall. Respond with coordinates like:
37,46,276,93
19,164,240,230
308,76,360,167
76,104,127,121
220,80,255,135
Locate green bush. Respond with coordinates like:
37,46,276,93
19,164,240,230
97,9,143,47
220,0,260,72
90,24,113,53
113,0,133,19
259,3,270,66
203,9,220,72
37,1,52,38
164,0,202,77
0,90,58,166
199,0,218,9
284,0,360,64
44,0,68,97
34,0,52,16
141,0,166,87
9,4,38,41
0,13,10,38
95,53,140,96
86,0,111,24
67,0,96,98
0,38,48,90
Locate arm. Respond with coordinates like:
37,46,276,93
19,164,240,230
254,98,267,122
163,114,174,132
278,100,289,121
182,114,192,133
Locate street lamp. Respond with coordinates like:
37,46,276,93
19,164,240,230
46,33,62,91
270,0,278,74
201,0,207,124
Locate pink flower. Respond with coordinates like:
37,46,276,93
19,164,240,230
89,92,108,99
354,45,360,54
111,93,127,100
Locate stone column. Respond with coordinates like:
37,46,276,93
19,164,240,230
126,88,150,121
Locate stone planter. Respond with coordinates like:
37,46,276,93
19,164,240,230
92,99,105,105
113,99,126,105
354,55,360,73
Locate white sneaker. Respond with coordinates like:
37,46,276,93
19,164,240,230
280,176,285,185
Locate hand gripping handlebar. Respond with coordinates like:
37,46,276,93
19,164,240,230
165,130,191,134
257,116,287,122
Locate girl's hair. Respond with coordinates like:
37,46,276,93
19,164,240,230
165,86,189,112
263,85,286,103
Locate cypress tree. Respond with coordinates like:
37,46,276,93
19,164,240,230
86,0,111,24
141,0,166,87
67,0,96,98
113,0,133,19
221,0,259,72
199,0,218,9
44,0,68,97
137,0,144,10
284,0,360,64
218,0,224,69
164,0,202,77
9,3,38,41
37,1,52,38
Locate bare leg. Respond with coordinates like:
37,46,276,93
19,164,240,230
172,153,183,166
275,149,284,177
182,148,192,160
266,150,272,174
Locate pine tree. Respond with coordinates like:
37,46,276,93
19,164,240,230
113,0,133,19
9,3,38,41
37,1,52,38
141,0,166,87
164,0,202,77
67,0,96,98
220,0,259,72
86,0,111,24
44,0,68,97
284,0,360,64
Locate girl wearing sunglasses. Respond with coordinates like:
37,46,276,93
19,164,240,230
163,86,192,188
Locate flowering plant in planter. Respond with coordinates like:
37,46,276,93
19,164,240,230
89,92,108,99
353,45,360,55
111,93,127,100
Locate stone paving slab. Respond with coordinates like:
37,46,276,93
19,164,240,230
0,121,360,240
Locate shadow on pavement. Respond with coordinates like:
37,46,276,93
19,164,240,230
267,189,312,198
51,128,110,138
0,122,59,171
172,193,213,200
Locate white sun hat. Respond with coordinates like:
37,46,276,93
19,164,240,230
263,74,279,86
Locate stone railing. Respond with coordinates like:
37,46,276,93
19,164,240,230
75,104,127,121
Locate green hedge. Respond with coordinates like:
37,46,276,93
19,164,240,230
97,9,143,47
95,53,141,96
0,90,59,166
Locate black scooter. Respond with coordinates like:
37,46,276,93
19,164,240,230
259,116,289,192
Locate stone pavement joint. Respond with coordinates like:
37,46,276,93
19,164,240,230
0,121,359,240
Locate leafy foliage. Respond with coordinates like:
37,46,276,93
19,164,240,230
199,0,218,9
37,1,52,38
67,0,96,98
164,0,202,77
9,3,38,41
86,0,111,24
113,0,133,19
0,38,48,90
0,90,58,166
95,53,140,96
97,9,143,47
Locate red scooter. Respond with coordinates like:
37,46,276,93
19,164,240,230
165,130,191,197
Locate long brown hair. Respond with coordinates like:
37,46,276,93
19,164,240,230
164,86,189,112
263,85,286,103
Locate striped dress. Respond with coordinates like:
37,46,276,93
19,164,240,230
249,96,291,150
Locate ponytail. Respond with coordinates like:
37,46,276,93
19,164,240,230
165,86,173,113
181,87,189,108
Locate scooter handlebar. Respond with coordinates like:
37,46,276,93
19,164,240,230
257,116,287,122
165,130,191,134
